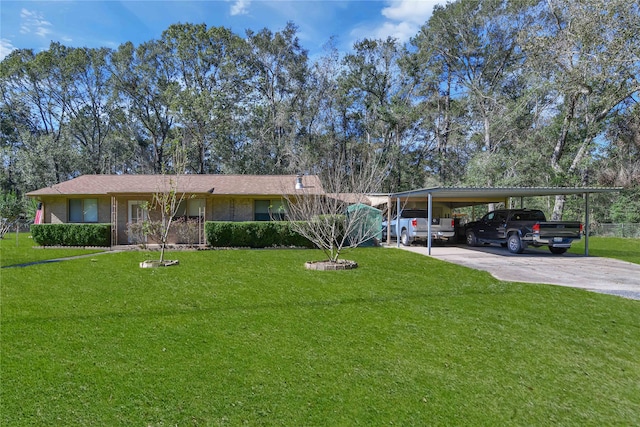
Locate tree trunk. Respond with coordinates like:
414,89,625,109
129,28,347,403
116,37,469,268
484,114,491,151
551,195,565,221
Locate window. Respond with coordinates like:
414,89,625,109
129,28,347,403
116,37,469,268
255,199,286,221
128,200,148,223
521,210,546,221
69,198,98,222
188,199,205,217
175,198,206,218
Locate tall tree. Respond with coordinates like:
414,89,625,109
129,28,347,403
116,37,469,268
340,37,420,192
243,22,309,173
411,0,533,185
110,40,179,173
60,46,116,174
523,0,640,218
162,23,247,174
288,37,384,180
598,104,640,188
0,46,79,190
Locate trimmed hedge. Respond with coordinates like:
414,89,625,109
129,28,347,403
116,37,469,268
205,221,314,248
31,223,111,247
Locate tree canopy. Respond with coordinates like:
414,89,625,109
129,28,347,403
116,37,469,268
1,0,638,220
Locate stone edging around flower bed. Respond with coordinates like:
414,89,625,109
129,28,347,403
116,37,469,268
304,260,358,271
139,260,180,268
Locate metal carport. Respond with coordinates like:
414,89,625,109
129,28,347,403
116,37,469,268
385,187,621,256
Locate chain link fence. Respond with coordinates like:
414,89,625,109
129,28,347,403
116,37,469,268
589,223,640,238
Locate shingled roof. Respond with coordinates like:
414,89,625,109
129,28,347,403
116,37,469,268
26,174,324,197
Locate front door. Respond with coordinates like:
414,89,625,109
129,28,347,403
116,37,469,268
128,200,148,243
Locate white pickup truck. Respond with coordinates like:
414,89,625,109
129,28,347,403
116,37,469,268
384,209,456,246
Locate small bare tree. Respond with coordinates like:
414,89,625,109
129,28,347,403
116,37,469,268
142,176,189,263
284,147,388,263
142,144,189,264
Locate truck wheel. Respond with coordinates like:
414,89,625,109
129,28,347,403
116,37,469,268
401,230,411,246
507,233,524,254
466,231,478,247
549,247,567,255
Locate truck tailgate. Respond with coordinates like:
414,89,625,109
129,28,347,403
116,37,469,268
412,218,430,232
434,218,455,231
537,222,582,238
414,218,455,232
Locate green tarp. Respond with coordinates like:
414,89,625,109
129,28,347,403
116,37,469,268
346,203,382,247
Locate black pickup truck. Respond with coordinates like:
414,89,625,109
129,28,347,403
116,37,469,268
464,209,582,254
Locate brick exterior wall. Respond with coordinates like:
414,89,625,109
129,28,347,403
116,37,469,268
212,197,232,220
97,197,111,222
41,194,259,245
45,196,67,223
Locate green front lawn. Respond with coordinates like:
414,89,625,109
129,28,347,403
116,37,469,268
0,233,105,267
1,238,639,425
570,236,640,264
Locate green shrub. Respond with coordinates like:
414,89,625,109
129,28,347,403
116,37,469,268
30,224,111,247
205,221,313,248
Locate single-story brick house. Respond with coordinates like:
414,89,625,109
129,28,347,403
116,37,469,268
26,174,324,246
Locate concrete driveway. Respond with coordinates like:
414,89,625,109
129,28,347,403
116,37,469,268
394,243,640,300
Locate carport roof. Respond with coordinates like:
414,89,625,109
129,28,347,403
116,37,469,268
389,186,621,205
385,186,622,256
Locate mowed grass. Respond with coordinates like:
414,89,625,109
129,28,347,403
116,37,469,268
0,233,105,267
1,237,639,426
569,236,640,264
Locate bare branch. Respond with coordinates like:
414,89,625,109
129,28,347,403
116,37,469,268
284,147,388,262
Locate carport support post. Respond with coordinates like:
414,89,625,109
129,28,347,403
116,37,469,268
396,196,401,248
584,192,590,257
427,192,433,255
386,196,392,245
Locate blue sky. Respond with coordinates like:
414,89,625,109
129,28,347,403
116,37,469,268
1,0,443,60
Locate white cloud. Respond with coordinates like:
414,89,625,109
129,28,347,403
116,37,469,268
35,26,53,38
381,0,440,25
0,38,17,61
372,21,418,42
354,0,442,44
230,0,251,16
20,8,53,38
